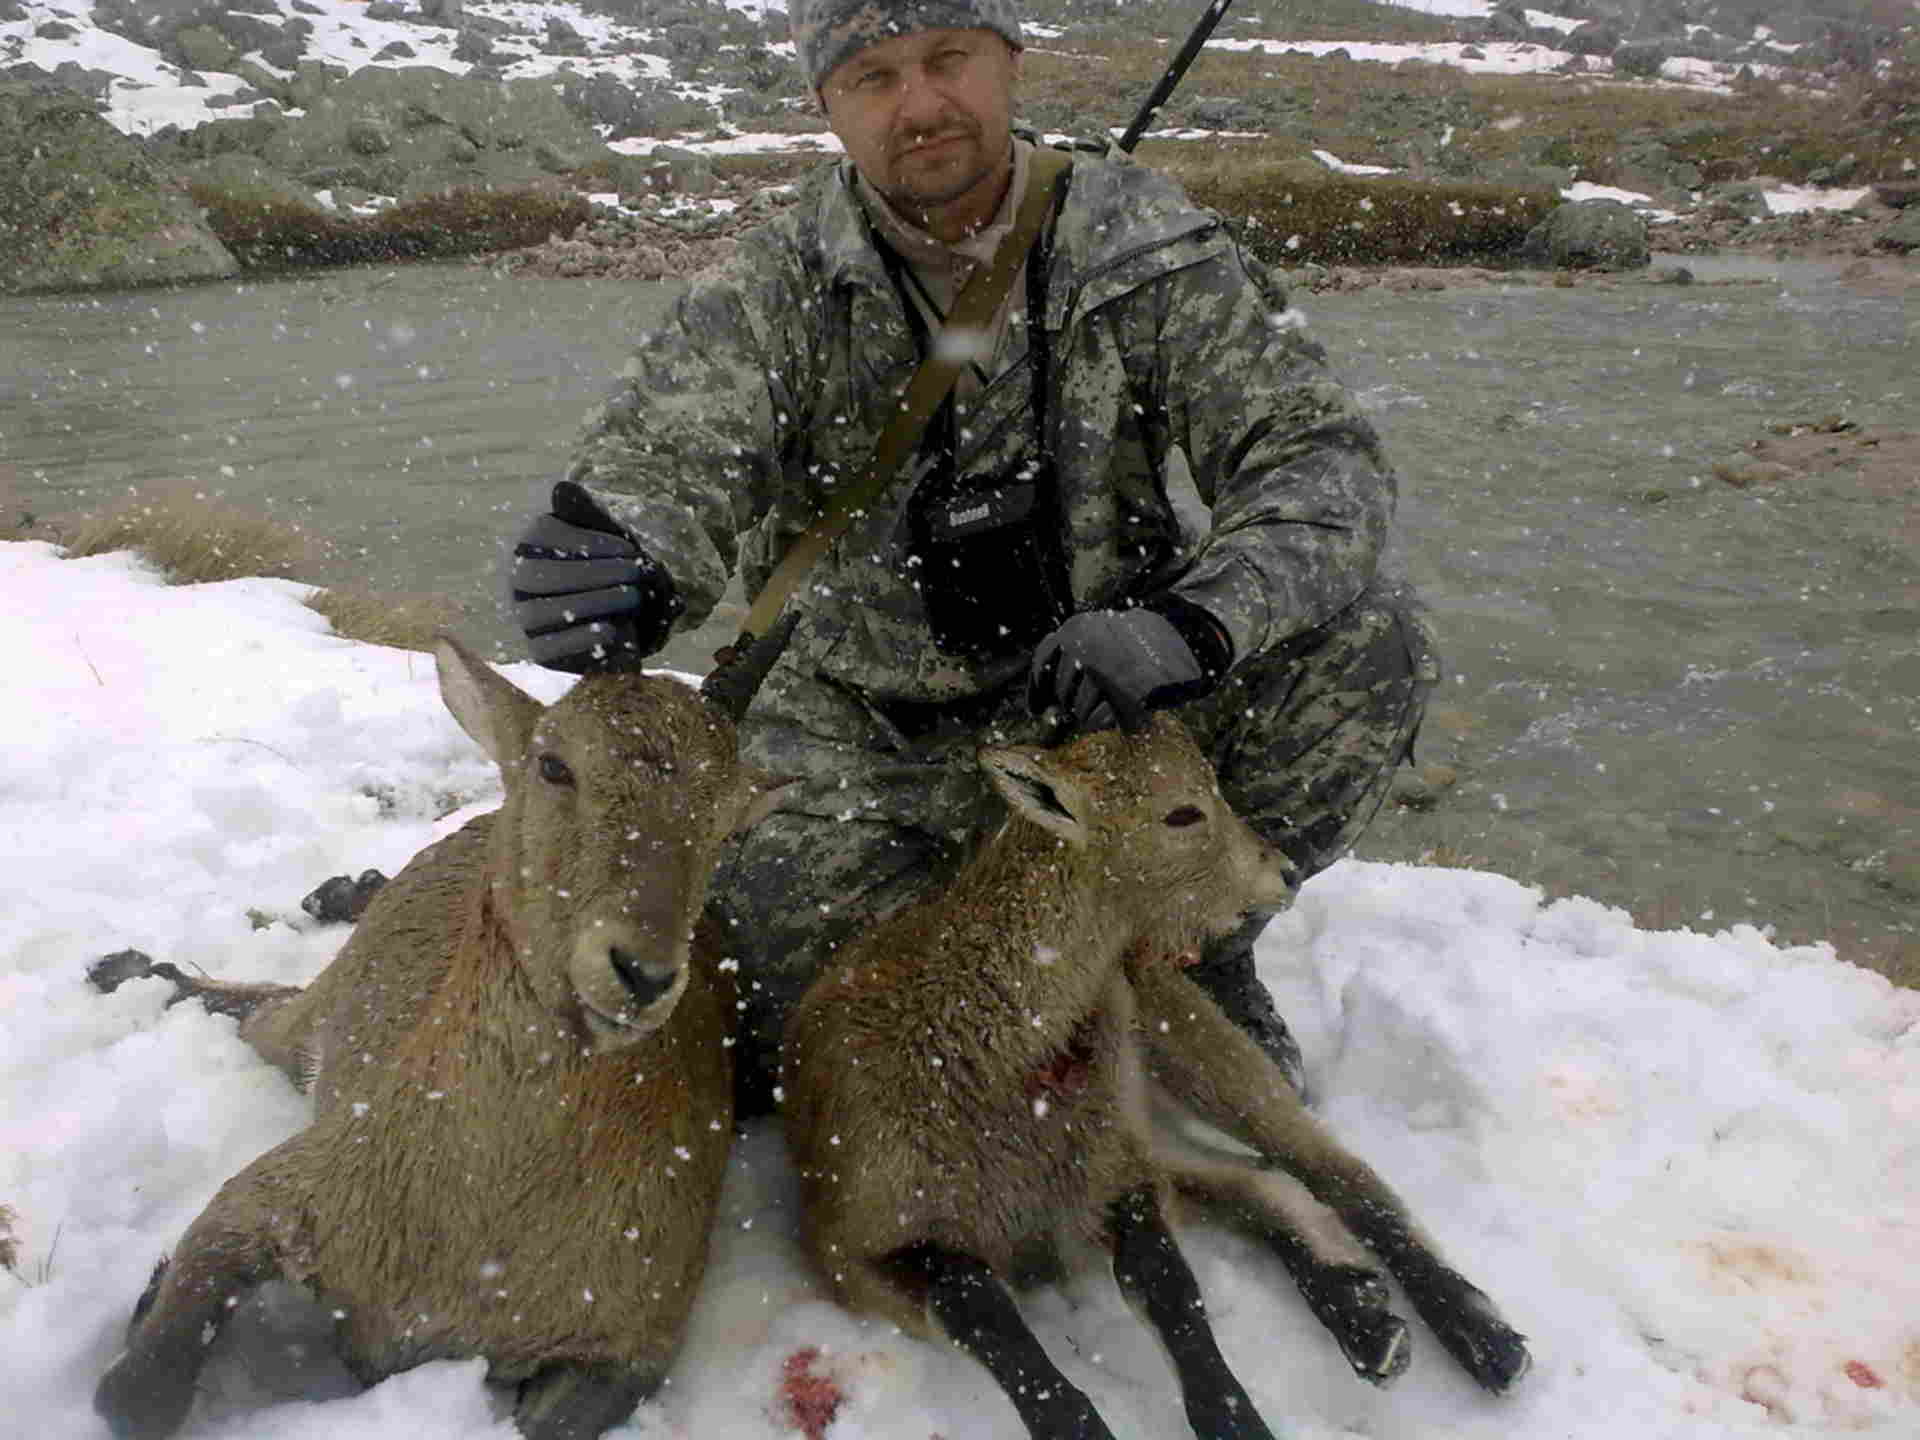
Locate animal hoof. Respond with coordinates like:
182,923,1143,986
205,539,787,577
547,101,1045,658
87,949,158,994
1342,1310,1412,1387
300,869,389,925
1422,1272,1531,1394
1455,1320,1531,1395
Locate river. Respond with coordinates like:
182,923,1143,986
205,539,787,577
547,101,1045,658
3,253,1914,978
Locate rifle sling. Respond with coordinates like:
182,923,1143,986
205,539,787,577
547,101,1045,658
732,146,1073,652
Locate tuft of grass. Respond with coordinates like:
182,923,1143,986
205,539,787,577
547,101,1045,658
303,586,464,652
60,488,310,584
1168,149,1557,265
190,183,593,273
0,1205,18,1274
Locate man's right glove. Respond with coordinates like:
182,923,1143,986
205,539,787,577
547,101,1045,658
511,480,683,673
1028,598,1232,735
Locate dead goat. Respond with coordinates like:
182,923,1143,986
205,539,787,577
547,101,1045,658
92,633,788,1440
783,712,1529,1440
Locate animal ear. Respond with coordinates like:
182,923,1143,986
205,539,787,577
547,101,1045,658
980,746,1091,847
433,633,543,770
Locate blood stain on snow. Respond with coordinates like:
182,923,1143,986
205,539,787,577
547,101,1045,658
779,1346,843,1439
1844,1358,1884,1389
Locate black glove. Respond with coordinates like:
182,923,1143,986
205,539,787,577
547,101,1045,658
1028,598,1232,734
511,481,683,673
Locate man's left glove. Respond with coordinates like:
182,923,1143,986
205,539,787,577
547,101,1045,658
511,481,683,673
1028,599,1232,734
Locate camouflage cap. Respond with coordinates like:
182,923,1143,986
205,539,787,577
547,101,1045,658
789,0,1024,91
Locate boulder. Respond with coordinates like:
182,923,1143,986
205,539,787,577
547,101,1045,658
1875,206,1920,254
1703,179,1772,221
0,84,237,294
254,66,608,196
1612,41,1671,78
1520,198,1650,271
1563,20,1623,57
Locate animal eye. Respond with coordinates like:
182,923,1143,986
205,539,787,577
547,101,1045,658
1163,806,1205,829
537,754,576,787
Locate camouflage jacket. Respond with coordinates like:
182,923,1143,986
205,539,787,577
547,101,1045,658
569,147,1398,708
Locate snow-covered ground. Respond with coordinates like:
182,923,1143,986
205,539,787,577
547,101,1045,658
0,0,1874,222
3,545,1917,1440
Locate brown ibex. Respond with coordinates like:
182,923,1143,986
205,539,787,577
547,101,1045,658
92,631,790,1440
783,713,1529,1440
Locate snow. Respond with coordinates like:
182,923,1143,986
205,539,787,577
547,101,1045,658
2,543,1917,1439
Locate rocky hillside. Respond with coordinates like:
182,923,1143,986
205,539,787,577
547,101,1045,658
1,0,1915,293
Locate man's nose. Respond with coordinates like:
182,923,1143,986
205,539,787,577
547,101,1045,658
895,63,949,127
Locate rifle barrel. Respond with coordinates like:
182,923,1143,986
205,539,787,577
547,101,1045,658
1117,0,1240,153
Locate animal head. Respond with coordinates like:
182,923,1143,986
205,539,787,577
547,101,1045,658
434,635,787,1053
979,713,1294,949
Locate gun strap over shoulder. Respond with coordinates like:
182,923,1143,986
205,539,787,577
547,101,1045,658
730,145,1074,655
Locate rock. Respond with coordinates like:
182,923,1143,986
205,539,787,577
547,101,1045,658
1612,41,1670,78
1520,198,1650,271
0,83,238,294
253,65,609,199
452,29,497,65
346,116,394,156
1874,206,1920,254
543,17,591,56
170,24,237,74
1702,179,1772,222
1563,19,1623,56
1871,181,1920,209
301,869,390,925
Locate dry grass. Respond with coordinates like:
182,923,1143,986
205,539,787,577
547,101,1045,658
0,1204,18,1274
44,489,459,649
303,586,464,652
190,183,594,272
59,488,311,584
1164,145,1556,264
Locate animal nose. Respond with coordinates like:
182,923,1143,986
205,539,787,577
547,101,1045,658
609,947,676,1009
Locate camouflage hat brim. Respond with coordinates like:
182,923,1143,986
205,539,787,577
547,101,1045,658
789,0,1024,91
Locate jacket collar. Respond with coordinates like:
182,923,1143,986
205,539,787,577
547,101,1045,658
804,139,1223,320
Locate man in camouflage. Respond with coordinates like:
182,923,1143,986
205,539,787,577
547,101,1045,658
510,0,1438,1112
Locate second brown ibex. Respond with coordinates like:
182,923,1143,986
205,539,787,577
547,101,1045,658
92,631,790,1440
784,712,1529,1440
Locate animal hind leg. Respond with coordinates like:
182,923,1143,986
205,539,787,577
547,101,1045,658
1106,1187,1278,1440
882,1244,1116,1440
87,951,310,1086
87,952,298,1024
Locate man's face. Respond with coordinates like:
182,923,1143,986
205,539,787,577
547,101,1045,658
820,27,1022,230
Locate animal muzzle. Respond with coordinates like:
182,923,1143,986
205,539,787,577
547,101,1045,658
571,918,689,1048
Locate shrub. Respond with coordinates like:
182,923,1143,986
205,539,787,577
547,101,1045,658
189,182,592,272
303,586,464,651
1167,151,1557,265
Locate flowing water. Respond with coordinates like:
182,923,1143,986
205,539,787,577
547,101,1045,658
3,254,1914,975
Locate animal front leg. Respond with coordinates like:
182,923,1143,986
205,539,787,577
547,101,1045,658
891,1244,1117,1440
1130,956,1528,1394
1106,1188,1278,1440
511,1361,656,1440
1341,1209,1531,1395
1161,1141,1408,1388
95,1212,282,1439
